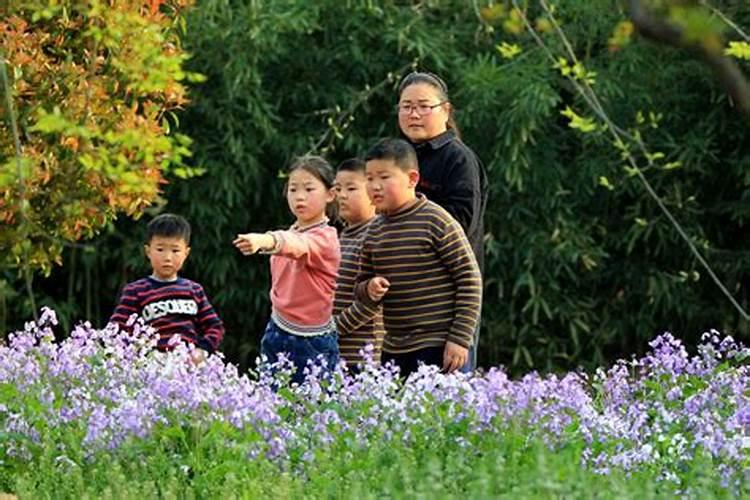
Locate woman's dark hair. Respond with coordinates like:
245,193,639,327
287,155,338,222
146,213,191,244
397,71,461,139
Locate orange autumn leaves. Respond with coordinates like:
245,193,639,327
0,1,199,274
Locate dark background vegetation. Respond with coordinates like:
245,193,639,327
3,1,749,375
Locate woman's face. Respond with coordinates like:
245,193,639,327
397,82,450,143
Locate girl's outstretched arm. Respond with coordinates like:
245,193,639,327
266,227,339,267
233,232,276,255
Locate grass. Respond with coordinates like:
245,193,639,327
7,427,741,499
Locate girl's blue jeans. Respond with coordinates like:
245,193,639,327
260,318,339,386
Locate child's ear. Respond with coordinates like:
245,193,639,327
143,244,150,259
185,246,191,258
408,170,420,188
326,187,336,203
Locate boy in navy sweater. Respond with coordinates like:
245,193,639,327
109,213,224,362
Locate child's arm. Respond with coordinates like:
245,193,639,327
235,228,337,269
336,277,389,336
233,232,276,255
335,299,378,337
267,227,337,265
192,283,224,354
437,221,482,350
352,236,390,306
109,282,139,328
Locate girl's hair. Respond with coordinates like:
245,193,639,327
397,71,461,139
287,155,338,223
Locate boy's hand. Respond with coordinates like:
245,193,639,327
190,348,208,366
367,276,390,302
443,341,468,374
233,233,264,255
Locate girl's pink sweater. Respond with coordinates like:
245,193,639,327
267,220,340,336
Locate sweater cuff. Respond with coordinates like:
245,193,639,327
447,331,473,349
354,280,380,308
258,231,283,254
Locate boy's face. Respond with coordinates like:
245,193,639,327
365,159,419,215
145,236,190,281
334,170,375,225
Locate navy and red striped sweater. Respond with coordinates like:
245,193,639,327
109,276,224,353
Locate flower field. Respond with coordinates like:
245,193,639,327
0,309,748,498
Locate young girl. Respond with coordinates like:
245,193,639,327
233,156,340,385
396,71,488,371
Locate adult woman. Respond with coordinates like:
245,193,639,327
396,71,488,370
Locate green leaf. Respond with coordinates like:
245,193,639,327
725,41,750,60
561,106,598,133
598,176,614,191
31,109,70,134
496,42,522,60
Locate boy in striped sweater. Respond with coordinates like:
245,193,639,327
333,158,385,370
354,138,482,377
109,214,224,363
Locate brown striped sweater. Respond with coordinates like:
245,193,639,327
354,195,482,353
333,219,384,366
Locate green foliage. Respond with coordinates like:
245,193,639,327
0,434,609,497
0,0,199,276
6,415,743,498
726,41,750,60
4,0,749,374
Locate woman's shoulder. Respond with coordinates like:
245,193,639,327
418,131,477,169
444,135,479,161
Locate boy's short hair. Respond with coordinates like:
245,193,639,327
365,138,418,173
147,213,191,244
336,157,366,174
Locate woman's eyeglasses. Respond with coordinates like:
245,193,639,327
396,102,445,116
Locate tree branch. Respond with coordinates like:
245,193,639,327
628,0,750,117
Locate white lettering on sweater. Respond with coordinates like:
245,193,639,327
142,299,198,322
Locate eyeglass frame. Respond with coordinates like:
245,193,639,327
395,101,447,116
